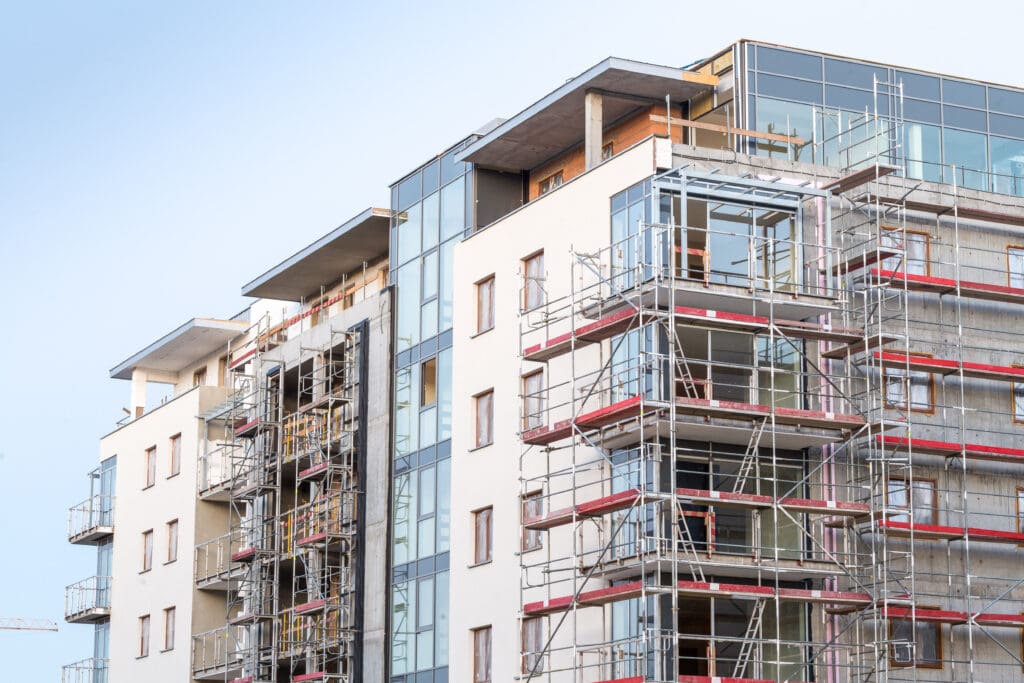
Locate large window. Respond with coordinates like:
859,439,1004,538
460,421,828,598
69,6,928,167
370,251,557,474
522,492,544,552
522,251,545,311
476,276,495,333
887,478,937,525
885,352,935,414
1009,246,1024,288
473,507,492,564
1014,369,1024,424
142,529,153,572
139,614,150,657
145,446,156,488
163,607,175,651
166,520,178,563
475,390,493,448
522,371,544,430
473,626,492,682
891,613,942,668
169,434,181,477
522,617,543,674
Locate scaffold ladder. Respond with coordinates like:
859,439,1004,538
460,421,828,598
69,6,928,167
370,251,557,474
732,597,767,678
733,417,768,494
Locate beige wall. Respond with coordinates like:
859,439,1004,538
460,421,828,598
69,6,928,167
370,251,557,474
449,138,663,681
102,384,228,683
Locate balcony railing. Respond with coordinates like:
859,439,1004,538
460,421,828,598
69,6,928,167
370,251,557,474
194,531,243,588
67,495,114,544
197,442,241,498
61,658,108,683
64,576,111,624
192,625,244,679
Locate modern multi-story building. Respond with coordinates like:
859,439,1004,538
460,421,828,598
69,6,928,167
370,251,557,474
66,40,1024,683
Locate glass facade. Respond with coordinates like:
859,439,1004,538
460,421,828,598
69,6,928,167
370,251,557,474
389,138,473,683
745,42,1024,195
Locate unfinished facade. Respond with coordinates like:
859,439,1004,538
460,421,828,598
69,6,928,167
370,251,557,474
65,40,1024,683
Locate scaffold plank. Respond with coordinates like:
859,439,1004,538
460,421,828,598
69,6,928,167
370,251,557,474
877,435,1024,464
525,488,869,530
870,268,1024,304
874,351,1024,382
821,334,899,359
868,195,1024,227
877,520,1024,544
831,247,899,275
822,164,898,194
523,305,864,362
675,396,866,430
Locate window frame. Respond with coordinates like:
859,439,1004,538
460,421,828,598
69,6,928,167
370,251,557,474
521,369,544,431
145,445,157,488
163,606,176,651
474,389,494,449
476,275,495,334
142,529,154,572
139,614,151,658
521,491,544,553
473,506,493,565
889,606,943,669
886,477,938,525
601,142,614,160
886,227,931,276
1008,244,1024,289
168,433,181,478
166,519,179,563
883,350,937,415
1013,363,1024,425
538,171,563,196
472,625,493,683
521,616,543,674
521,250,546,312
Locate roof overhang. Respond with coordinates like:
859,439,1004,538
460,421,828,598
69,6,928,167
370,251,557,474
241,207,391,301
110,318,248,380
457,57,718,171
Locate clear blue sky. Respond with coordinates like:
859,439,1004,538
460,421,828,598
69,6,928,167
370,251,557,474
0,0,1020,676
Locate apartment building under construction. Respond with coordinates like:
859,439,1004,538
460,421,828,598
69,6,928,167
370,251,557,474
65,40,1024,683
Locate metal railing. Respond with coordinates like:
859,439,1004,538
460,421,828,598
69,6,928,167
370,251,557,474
191,625,244,676
197,442,239,493
61,658,108,683
64,576,111,620
67,495,114,541
194,531,241,585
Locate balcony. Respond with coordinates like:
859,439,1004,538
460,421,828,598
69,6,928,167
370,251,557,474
197,442,241,501
64,576,111,624
61,658,108,683
192,625,244,680
67,495,114,545
195,531,245,590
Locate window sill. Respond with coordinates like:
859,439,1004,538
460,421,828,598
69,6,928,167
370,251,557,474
166,472,180,480
163,559,177,566
520,546,544,555
139,568,152,575
468,443,493,453
471,327,494,339
468,559,492,569
142,484,155,491
160,647,174,653
136,655,149,660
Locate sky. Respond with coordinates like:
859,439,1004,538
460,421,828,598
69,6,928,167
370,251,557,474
0,0,1021,677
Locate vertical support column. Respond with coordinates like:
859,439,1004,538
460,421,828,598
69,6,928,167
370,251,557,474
130,368,147,418
584,90,603,170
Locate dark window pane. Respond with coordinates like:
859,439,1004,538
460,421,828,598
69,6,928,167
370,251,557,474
825,84,873,113
944,104,987,132
627,182,643,204
757,73,822,105
757,46,821,80
423,160,440,195
746,43,755,69
990,113,1024,139
825,58,886,90
398,172,422,211
904,99,941,124
897,71,940,100
942,79,986,108
989,87,1024,116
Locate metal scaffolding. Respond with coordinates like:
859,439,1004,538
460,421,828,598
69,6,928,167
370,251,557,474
515,77,1024,683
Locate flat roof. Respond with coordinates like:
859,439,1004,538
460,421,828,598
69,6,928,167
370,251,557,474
241,207,391,301
110,318,248,380
457,57,717,172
